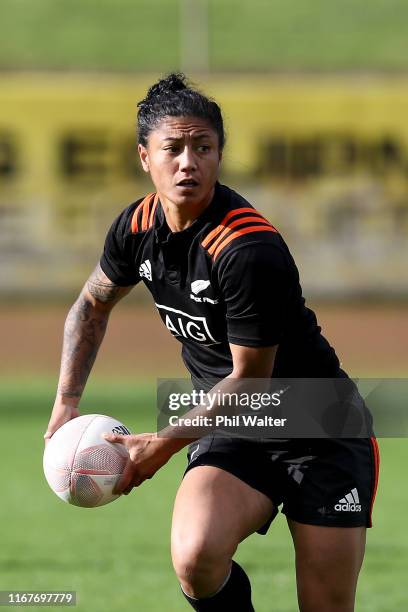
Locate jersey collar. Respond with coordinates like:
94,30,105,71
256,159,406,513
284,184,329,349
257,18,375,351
154,182,224,245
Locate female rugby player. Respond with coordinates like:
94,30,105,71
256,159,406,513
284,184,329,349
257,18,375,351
45,73,379,611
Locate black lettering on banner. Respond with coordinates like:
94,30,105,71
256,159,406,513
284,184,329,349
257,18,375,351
60,132,109,179
121,137,145,177
260,134,405,180
0,134,17,179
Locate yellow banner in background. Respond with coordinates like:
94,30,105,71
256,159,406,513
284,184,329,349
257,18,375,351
0,73,407,297
3,73,408,178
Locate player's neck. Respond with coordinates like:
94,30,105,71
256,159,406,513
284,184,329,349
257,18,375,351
159,187,215,233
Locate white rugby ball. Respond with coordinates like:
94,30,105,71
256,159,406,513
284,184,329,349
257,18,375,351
43,414,131,507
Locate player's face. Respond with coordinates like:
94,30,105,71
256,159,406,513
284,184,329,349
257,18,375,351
138,116,222,209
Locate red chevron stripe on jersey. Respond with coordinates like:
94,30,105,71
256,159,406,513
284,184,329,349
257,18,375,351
201,207,270,248
212,225,278,260
207,215,273,256
149,194,158,227
131,193,158,233
201,206,278,261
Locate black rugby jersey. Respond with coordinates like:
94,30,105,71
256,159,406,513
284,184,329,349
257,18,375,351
100,182,340,381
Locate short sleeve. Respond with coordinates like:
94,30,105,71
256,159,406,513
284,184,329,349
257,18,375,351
217,242,297,347
99,204,140,286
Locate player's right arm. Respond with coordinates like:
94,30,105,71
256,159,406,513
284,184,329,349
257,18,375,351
44,263,133,442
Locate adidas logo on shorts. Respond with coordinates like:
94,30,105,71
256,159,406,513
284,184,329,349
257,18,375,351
334,488,362,512
139,259,152,281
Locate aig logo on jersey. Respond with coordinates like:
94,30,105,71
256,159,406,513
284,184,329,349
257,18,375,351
155,303,218,345
190,279,219,305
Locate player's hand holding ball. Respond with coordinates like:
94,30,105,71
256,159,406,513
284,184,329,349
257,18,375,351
102,431,174,494
44,402,80,444
43,414,131,507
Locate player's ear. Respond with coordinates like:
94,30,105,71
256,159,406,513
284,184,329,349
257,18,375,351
138,144,150,173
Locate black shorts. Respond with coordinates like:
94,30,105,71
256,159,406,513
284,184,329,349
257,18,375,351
184,436,380,534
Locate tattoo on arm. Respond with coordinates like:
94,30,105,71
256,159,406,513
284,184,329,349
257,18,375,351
56,264,132,402
86,264,122,303
57,295,109,399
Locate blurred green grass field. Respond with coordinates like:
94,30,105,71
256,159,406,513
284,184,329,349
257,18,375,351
0,379,407,611
1,0,408,72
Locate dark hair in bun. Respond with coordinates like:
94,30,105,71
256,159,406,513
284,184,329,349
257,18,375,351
137,72,225,149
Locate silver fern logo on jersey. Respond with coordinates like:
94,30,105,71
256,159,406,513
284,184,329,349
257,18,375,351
191,280,211,294
139,259,152,281
190,279,219,304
